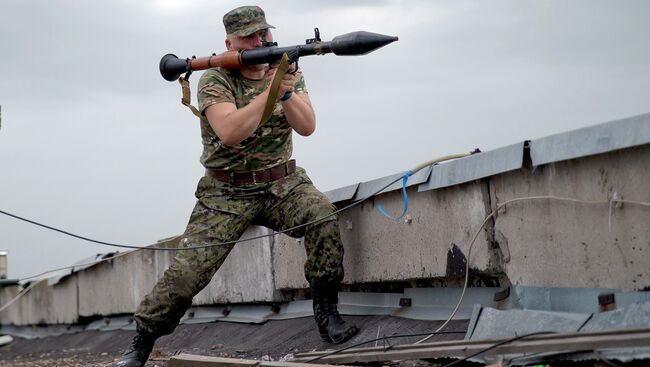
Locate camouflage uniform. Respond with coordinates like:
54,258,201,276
134,51,344,337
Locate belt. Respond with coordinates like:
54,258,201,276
205,160,296,185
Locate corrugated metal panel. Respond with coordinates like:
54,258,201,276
220,305,276,324
468,307,590,340
180,306,226,324
0,325,84,340
581,302,650,332
543,348,650,364
616,291,650,308
267,300,312,320
506,286,618,314
466,301,650,340
353,166,432,201
324,183,359,204
100,316,133,331
396,287,503,320
418,142,525,192
468,302,650,365
531,112,650,166
338,292,402,316
503,347,650,365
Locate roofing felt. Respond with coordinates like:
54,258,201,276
0,316,468,367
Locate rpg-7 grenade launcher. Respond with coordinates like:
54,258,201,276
159,28,398,81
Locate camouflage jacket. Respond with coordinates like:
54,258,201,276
196,67,307,171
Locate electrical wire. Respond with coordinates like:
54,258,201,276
0,154,469,254
304,331,466,363
0,155,468,314
413,195,649,345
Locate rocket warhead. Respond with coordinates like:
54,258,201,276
328,31,399,56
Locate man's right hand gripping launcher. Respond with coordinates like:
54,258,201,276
159,29,398,123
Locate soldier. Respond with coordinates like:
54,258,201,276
116,5,358,367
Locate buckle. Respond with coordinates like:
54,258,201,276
229,171,235,184
252,171,258,184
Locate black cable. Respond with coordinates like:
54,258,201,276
305,331,466,363
440,331,556,367
0,174,404,252
505,313,597,366
576,312,593,332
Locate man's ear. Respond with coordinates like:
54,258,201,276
225,37,232,50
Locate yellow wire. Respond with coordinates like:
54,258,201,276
410,153,471,174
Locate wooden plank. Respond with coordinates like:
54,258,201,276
294,327,650,364
169,354,346,367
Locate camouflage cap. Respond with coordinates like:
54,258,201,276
223,6,275,37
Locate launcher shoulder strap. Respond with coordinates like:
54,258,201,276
178,77,202,119
177,53,290,123
260,52,291,126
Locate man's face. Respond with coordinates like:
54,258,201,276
225,29,273,72
226,29,273,51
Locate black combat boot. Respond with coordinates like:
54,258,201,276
312,286,359,344
116,332,156,367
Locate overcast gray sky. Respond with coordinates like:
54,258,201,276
1,0,649,280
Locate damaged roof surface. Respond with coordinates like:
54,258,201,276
0,316,467,367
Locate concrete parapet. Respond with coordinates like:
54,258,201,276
193,226,279,304
1,226,279,325
77,246,175,317
490,145,650,291
0,277,77,325
78,227,279,317
273,182,496,289
272,234,307,290
0,285,20,324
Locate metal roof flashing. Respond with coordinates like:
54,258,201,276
530,112,650,167
323,112,650,202
325,142,527,203
324,183,359,203
353,165,432,200
419,142,525,192
323,167,433,205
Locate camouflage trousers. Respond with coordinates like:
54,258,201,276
134,167,344,336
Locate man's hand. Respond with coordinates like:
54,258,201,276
265,64,315,136
265,65,296,101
